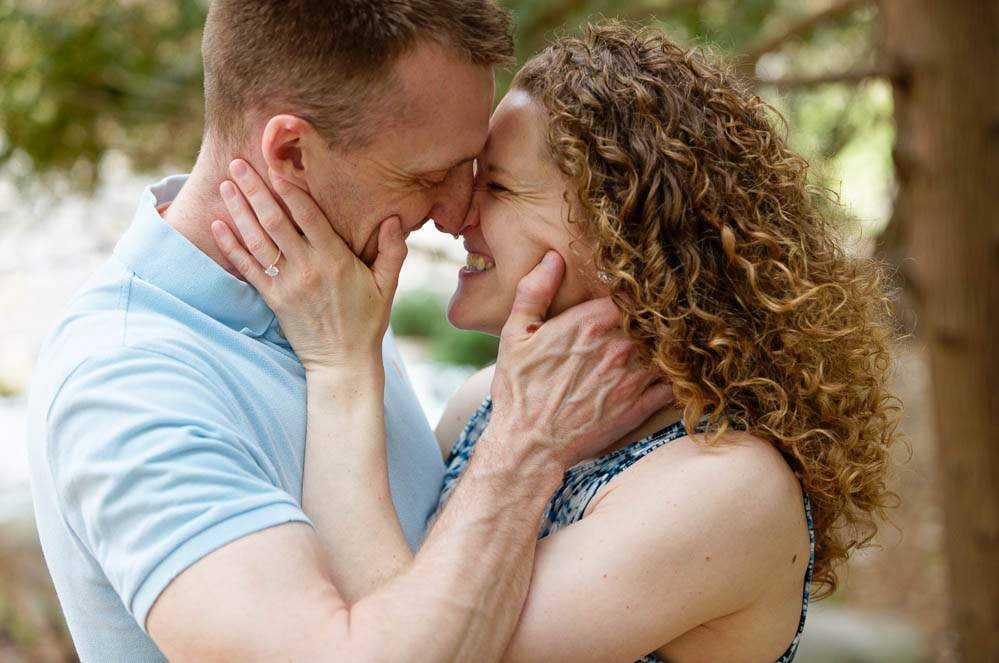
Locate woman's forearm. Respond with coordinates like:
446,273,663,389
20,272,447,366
302,364,414,603
301,365,570,661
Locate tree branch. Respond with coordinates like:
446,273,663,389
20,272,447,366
745,0,870,64
757,64,893,90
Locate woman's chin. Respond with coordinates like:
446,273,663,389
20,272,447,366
446,288,504,336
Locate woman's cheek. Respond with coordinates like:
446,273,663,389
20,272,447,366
483,200,570,303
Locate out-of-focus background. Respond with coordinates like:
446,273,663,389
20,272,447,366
1,1,996,662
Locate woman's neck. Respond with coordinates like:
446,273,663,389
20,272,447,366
584,403,685,461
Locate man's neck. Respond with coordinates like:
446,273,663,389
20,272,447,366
161,151,243,278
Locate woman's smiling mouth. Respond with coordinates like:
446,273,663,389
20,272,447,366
464,252,495,272
462,235,495,273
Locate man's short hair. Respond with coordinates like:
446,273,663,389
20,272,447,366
202,0,514,149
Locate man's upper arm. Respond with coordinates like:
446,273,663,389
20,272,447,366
147,520,351,662
434,364,494,458
45,347,314,633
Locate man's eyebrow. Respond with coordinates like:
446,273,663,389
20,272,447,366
415,154,477,175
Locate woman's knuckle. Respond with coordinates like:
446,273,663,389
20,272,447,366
236,255,256,275
292,212,316,230
299,268,321,289
240,179,260,197
245,234,266,254
260,213,283,232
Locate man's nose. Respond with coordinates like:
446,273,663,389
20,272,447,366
435,204,480,236
430,162,475,236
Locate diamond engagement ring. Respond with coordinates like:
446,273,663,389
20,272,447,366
264,248,282,278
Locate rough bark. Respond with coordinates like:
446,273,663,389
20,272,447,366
878,0,999,659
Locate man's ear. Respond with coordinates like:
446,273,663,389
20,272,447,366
260,114,315,190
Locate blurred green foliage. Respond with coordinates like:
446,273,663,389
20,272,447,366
391,290,500,368
0,0,206,192
388,290,444,338
1,0,890,210
0,379,19,398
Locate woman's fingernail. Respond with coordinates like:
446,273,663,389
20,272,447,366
231,160,247,177
220,181,236,200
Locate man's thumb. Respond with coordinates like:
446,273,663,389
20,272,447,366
508,251,565,327
373,216,408,297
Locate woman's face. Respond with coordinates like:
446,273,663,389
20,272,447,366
447,90,601,335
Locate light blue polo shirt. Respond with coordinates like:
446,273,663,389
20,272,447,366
26,175,446,662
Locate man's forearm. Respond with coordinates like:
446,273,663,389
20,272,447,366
341,428,563,662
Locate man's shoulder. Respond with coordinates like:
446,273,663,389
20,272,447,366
33,269,231,427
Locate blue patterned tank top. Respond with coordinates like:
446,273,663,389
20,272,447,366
433,397,814,663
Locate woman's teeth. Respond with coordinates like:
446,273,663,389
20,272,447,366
465,252,495,272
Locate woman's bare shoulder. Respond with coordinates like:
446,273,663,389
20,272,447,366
434,364,495,459
592,429,807,560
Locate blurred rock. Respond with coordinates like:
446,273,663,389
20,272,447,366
0,521,77,663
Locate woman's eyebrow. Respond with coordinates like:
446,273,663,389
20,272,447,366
486,162,513,178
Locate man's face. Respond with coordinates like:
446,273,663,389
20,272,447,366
305,42,495,264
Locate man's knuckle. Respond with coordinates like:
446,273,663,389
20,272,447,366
623,372,645,392
580,319,603,340
608,346,630,367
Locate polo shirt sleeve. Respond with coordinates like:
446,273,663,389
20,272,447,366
45,346,312,631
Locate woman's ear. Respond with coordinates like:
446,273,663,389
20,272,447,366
260,114,313,190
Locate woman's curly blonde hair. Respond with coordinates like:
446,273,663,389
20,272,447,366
514,21,901,598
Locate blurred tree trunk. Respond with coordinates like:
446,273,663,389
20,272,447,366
879,0,999,659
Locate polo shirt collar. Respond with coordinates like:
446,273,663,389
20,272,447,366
113,174,277,337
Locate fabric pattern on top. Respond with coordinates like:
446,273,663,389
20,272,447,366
434,396,814,663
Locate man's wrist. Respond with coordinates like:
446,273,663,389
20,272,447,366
473,424,565,498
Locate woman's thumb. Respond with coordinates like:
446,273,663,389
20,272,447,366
373,216,408,297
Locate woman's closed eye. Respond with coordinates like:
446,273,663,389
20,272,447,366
477,181,510,194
